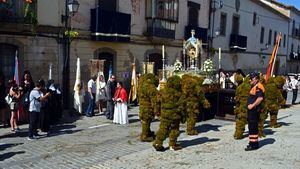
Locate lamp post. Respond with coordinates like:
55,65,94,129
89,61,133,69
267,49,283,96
62,0,79,109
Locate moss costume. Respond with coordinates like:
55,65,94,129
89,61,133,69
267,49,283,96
153,76,184,151
264,77,285,128
138,74,158,142
234,75,251,139
181,75,210,135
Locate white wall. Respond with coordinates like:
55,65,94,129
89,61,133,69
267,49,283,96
211,0,289,74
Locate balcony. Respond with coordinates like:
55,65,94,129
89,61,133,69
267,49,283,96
184,26,208,43
229,34,247,51
146,18,176,39
0,1,37,24
90,8,131,42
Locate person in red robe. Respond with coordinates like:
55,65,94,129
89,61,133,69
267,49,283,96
113,82,128,124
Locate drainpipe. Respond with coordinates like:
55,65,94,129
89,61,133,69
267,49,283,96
207,0,214,58
286,19,291,74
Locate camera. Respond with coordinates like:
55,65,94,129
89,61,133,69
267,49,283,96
12,85,23,92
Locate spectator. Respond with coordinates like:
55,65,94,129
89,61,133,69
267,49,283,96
283,76,291,102
219,69,226,89
7,80,22,132
96,73,106,115
20,70,35,123
113,82,128,125
290,75,299,104
28,79,51,140
105,75,116,120
86,75,97,117
0,70,7,126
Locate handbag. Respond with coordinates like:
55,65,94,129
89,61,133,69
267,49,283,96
5,94,12,105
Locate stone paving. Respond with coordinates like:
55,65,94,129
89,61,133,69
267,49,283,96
0,92,300,169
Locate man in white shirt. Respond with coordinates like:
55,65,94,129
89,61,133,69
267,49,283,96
86,75,97,117
28,79,51,140
290,75,299,105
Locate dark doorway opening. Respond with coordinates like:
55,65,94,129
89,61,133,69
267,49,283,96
98,52,114,81
0,43,17,83
148,53,162,75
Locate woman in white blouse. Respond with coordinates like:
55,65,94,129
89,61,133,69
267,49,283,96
96,73,106,114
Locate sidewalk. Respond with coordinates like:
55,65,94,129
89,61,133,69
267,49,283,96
0,92,300,169
87,104,300,169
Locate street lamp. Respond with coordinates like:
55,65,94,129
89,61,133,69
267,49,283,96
62,0,80,109
67,0,80,16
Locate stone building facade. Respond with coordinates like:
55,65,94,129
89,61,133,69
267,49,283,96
0,0,210,106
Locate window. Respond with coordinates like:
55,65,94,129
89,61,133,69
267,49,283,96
146,0,179,38
283,34,286,47
253,12,257,26
220,13,227,36
0,0,37,23
188,1,200,26
274,31,277,45
268,29,272,45
146,0,179,21
260,27,264,44
292,20,295,36
232,15,239,35
98,0,117,11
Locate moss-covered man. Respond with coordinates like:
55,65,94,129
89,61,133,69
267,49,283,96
153,76,184,151
138,74,159,142
181,75,210,135
263,77,285,129
234,75,251,139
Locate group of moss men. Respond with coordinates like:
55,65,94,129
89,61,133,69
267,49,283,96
234,72,285,151
138,72,286,151
138,74,210,151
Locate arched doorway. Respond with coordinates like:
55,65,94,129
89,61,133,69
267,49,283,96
96,48,116,81
148,53,162,75
0,43,17,82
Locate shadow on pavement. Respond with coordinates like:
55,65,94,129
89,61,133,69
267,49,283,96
277,114,292,120
48,124,82,137
179,137,220,148
260,138,275,148
0,143,23,151
128,114,138,118
0,130,29,139
195,124,222,133
129,119,140,124
0,151,25,161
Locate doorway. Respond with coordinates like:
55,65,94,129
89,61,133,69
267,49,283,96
0,43,17,82
98,52,114,81
148,53,162,75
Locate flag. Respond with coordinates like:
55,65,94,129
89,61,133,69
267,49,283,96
108,64,113,78
48,63,53,80
14,50,20,85
73,58,84,113
129,62,137,102
266,33,281,81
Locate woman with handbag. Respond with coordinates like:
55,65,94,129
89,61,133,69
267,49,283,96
7,80,22,132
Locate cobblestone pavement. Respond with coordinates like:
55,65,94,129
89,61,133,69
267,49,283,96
0,92,300,169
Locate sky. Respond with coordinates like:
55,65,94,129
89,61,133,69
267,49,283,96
277,0,300,9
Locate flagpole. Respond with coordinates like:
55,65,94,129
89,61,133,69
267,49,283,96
271,33,281,77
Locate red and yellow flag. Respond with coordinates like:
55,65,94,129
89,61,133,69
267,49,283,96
265,33,282,81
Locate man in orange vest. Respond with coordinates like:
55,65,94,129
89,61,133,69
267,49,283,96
245,72,265,151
